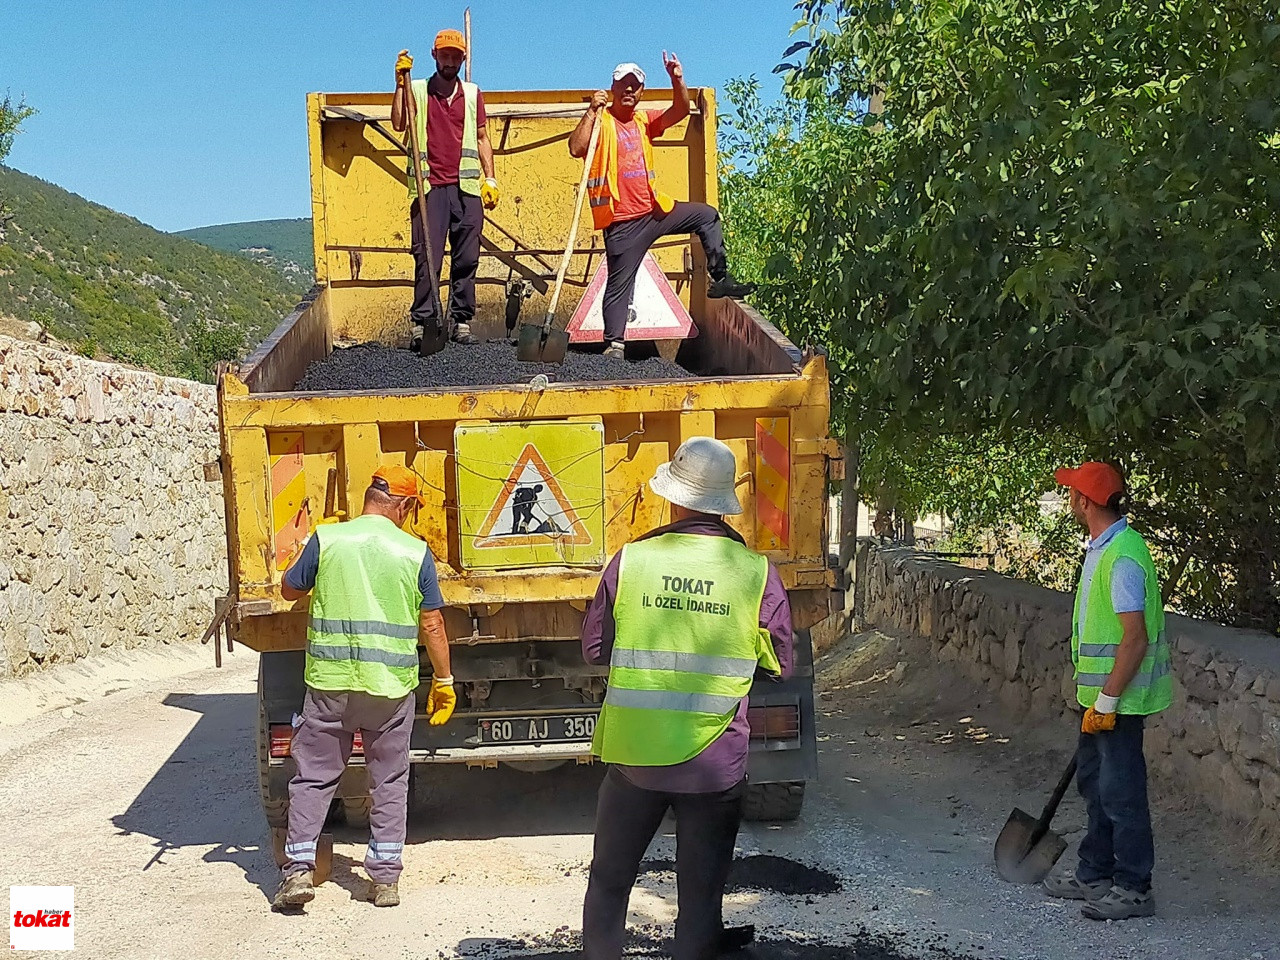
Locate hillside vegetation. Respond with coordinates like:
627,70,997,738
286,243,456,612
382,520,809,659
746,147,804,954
0,166,303,381
177,218,313,285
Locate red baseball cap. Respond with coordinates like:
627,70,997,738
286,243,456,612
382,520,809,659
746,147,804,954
1054,461,1124,505
373,465,426,506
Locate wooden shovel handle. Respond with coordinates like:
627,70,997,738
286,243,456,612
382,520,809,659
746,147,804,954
402,73,439,293
545,114,602,325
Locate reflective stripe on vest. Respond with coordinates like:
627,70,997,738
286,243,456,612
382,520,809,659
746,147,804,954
1070,525,1173,715
407,78,483,199
304,514,428,698
592,533,781,766
586,109,677,230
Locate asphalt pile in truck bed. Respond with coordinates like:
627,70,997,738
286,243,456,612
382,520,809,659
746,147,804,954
294,341,691,391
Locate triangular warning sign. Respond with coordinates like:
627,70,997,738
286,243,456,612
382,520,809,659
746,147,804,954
566,252,697,343
473,443,593,548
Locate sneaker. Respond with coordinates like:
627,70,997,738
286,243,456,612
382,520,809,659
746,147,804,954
369,882,400,907
450,322,480,345
603,341,625,360
272,870,315,909
707,275,756,299
1081,885,1155,921
1042,870,1110,901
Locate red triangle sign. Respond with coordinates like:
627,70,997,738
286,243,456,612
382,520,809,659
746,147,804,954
566,252,697,343
473,443,593,548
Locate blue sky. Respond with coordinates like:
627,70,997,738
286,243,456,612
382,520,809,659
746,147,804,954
1,0,800,232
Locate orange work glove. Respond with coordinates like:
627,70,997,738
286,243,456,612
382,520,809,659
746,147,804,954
1081,692,1119,734
426,675,456,726
480,178,500,210
395,49,414,79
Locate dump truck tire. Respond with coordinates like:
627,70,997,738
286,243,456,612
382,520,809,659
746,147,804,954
340,796,372,827
257,699,289,829
743,781,805,822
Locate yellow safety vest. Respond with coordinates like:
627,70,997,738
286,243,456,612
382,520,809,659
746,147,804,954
407,78,483,200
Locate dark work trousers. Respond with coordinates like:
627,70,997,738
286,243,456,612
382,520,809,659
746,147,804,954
283,687,416,884
601,201,727,344
408,183,483,330
1075,714,1155,893
582,767,746,960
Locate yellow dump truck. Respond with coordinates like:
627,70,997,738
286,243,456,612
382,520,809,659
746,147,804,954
216,86,839,826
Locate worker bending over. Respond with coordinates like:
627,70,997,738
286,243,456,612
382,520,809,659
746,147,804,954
392,30,499,348
569,56,754,360
273,466,456,911
580,436,792,960
1043,461,1172,920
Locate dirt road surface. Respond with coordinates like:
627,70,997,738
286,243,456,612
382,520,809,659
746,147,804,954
2,633,1276,960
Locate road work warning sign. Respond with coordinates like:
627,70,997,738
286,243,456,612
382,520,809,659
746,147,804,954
565,252,696,343
455,420,605,568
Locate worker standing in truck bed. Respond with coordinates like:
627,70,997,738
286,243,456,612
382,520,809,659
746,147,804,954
568,55,755,360
579,437,793,960
392,30,500,348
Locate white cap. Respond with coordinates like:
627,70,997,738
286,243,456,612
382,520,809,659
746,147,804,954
649,437,742,516
612,62,646,84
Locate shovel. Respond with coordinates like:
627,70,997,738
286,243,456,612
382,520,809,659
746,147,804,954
516,112,601,364
402,67,448,357
994,751,1078,884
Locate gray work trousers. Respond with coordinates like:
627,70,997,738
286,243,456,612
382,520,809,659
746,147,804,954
283,687,416,884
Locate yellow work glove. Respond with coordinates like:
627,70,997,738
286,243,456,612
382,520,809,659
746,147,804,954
395,49,414,79
427,675,456,726
481,177,500,210
1081,692,1118,735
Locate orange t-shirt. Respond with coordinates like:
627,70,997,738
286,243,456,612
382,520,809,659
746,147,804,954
611,109,669,223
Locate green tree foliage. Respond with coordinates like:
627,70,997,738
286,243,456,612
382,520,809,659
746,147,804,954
723,0,1280,629
0,93,36,163
0,166,302,382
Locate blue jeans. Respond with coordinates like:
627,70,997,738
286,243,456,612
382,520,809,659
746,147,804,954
1076,714,1154,893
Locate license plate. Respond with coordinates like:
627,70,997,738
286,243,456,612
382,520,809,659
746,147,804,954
477,714,596,744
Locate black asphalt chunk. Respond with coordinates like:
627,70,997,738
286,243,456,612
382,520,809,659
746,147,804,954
638,854,843,896
294,341,691,391
460,926,980,960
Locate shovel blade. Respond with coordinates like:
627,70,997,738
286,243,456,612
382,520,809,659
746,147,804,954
994,808,1068,884
539,328,569,365
418,319,447,357
516,321,547,362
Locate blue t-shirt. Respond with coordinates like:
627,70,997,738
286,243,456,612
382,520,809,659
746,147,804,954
283,531,445,611
1075,518,1147,627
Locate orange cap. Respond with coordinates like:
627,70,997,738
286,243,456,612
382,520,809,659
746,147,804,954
433,29,467,54
1054,461,1124,506
373,465,426,506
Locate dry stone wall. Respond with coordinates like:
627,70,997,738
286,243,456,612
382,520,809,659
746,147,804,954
859,543,1280,842
0,335,226,679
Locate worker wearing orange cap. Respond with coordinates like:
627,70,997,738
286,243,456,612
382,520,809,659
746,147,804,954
1042,461,1171,921
272,465,456,912
391,30,498,348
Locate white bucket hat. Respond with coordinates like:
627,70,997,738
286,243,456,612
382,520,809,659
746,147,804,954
649,436,742,516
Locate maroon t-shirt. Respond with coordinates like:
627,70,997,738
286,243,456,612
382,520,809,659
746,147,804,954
424,74,487,188
581,516,794,793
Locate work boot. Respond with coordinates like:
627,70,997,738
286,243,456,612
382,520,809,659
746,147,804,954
706,274,756,299
450,322,480,345
720,925,756,952
272,871,315,910
1081,885,1155,921
409,324,425,352
603,340,625,360
1042,870,1110,901
368,882,400,907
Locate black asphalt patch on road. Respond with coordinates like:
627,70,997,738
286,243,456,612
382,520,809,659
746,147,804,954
461,926,980,960
638,854,843,896
294,341,691,391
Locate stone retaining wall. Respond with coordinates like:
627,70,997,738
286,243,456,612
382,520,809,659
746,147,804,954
858,542,1280,842
0,335,226,679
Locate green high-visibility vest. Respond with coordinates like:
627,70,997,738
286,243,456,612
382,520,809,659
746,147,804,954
1071,525,1173,715
305,514,428,699
407,78,483,200
593,533,783,766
